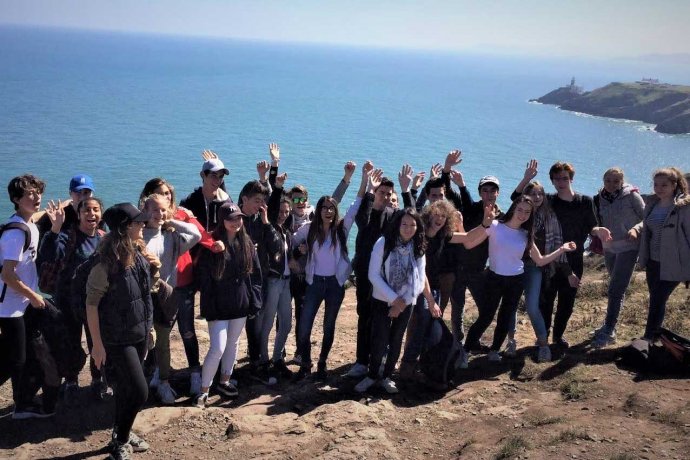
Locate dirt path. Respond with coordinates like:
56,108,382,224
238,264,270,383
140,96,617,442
2,267,689,459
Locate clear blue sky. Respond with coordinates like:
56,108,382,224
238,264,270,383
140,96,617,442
2,0,689,58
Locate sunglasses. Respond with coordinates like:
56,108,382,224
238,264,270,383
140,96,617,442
291,197,308,204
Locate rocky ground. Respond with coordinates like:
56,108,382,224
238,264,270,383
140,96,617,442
2,257,689,460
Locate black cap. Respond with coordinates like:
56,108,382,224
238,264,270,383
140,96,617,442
217,202,246,221
103,203,150,230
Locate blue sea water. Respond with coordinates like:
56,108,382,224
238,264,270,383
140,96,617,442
1,25,689,226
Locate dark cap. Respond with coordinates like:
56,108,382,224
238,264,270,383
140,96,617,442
478,175,500,189
217,202,245,221
202,159,230,175
103,203,150,230
69,174,95,192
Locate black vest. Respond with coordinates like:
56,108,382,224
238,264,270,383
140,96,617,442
98,253,153,346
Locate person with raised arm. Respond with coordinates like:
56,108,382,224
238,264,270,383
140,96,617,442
344,162,393,379
629,168,689,341
292,164,365,381
514,161,611,349
461,196,577,363
35,174,97,238
1,175,48,419
179,151,232,233
39,196,110,402
355,208,440,394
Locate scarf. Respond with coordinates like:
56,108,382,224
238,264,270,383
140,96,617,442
535,208,567,277
384,239,418,305
601,188,621,203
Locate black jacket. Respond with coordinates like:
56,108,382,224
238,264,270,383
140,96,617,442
98,253,153,346
352,192,395,275
197,246,263,321
180,187,233,233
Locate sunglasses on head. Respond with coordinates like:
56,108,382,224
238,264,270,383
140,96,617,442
291,197,308,204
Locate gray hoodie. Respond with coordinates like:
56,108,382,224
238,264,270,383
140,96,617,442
596,183,645,254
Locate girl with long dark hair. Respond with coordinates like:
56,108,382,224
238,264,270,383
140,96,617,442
355,208,439,394
292,168,366,380
86,203,154,459
194,203,262,406
462,195,576,363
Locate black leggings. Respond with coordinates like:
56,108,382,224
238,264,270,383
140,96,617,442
106,341,148,442
0,316,26,405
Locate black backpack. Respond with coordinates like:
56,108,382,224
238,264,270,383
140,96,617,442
419,319,462,384
70,252,101,322
0,221,32,303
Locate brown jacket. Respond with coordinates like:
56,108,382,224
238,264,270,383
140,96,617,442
635,193,690,281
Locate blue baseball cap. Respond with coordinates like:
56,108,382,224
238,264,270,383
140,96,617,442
69,174,95,192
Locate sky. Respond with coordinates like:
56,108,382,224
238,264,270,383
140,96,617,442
2,0,690,59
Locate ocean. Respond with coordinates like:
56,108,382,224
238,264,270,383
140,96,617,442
1,25,689,227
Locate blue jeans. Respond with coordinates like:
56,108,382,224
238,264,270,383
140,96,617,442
644,260,680,339
508,263,547,342
602,250,638,335
401,290,439,364
260,276,293,363
176,286,200,369
297,275,345,368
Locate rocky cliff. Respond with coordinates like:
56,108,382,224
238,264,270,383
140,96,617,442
532,82,690,134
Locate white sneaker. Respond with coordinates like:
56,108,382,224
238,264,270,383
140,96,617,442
344,363,368,379
354,376,377,393
190,371,202,396
194,392,208,408
157,382,177,405
380,378,399,394
488,350,502,362
504,339,517,358
148,367,160,389
537,345,552,363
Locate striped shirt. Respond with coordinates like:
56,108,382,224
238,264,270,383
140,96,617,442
647,204,672,262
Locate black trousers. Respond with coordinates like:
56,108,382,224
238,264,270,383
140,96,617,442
106,340,148,442
355,272,373,366
290,274,307,356
368,298,413,379
0,316,26,405
540,259,583,341
464,271,525,351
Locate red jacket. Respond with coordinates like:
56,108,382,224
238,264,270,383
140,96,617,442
174,207,217,287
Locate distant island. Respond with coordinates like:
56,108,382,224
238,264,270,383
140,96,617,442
532,78,690,134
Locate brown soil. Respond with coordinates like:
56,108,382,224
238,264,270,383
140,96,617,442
2,257,690,460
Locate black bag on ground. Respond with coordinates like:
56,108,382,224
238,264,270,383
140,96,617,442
419,318,461,384
620,332,690,375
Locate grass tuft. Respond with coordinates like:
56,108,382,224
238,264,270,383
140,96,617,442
495,436,529,460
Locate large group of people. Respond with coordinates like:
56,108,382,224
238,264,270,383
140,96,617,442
1,145,689,460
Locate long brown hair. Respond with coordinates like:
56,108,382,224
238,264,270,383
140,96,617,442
98,226,142,274
307,196,348,257
654,167,688,197
138,177,177,212
210,217,254,280
500,195,536,252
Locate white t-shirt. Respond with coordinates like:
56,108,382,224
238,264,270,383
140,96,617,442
486,220,528,276
312,235,338,277
0,215,39,317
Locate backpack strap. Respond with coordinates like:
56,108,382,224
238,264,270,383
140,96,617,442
593,194,602,226
0,221,31,254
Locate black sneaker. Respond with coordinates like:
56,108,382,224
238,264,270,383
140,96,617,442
315,362,328,381
12,405,55,420
249,362,277,385
216,381,239,398
62,382,79,406
553,337,570,349
109,431,149,453
272,360,294,379
91,379,114,401
466,342,490,354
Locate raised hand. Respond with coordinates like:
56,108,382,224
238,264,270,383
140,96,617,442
202,149,219,161
524,159,538,181
430,163,443,179
369,168,384,191
256,160,270,181
412,171,425,190
444,149,462,173
482,202,497,224
362,160,374,176
275,172,288,188
259,204,269,225
269,143,280,165
45,200,66,233
343,161,356,182
450,169,466,188
398,164,413,192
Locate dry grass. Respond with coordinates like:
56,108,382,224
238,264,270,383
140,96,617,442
552,427,592,444
494,436,529,460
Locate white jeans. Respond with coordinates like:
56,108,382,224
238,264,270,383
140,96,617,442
201,318,246,388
